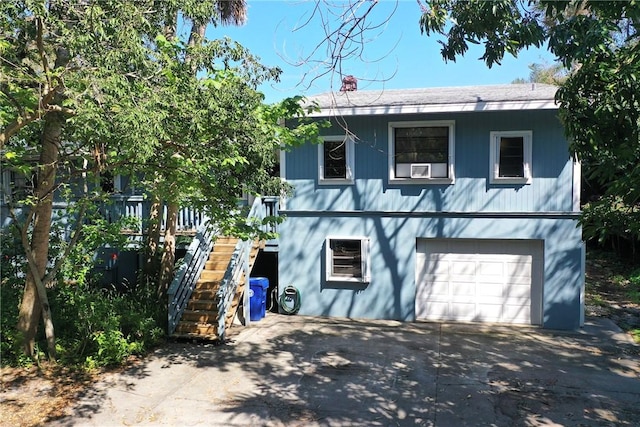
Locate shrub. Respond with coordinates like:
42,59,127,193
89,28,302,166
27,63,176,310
50,281,164,368
1,226,164,368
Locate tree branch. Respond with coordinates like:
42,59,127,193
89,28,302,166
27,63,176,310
1,82,74,150
280,0,399,93
0,85,27,119
36,16,52,91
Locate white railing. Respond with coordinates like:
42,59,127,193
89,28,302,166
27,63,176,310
103,196,206,235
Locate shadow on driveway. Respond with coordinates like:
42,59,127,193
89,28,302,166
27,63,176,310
52,315,640,426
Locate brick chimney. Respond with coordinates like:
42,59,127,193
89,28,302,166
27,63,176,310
340,75,357,92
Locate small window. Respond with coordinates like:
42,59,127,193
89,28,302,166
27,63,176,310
1,168,37,203
100,171,115,193
325,237,371,283
490,131,532,184
99,171,123,194
389,120,455,183
318,136,354,184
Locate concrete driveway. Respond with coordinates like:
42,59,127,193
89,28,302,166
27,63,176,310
53,315,639,426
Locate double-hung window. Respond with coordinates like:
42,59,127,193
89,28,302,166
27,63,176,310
388,120,455,183
489,131,532,184
318,135,354,184
325,237,371,283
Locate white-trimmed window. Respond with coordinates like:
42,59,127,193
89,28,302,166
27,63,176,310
325,237,371,283
388,120,455,184
489,131,532,184
318,135,354,184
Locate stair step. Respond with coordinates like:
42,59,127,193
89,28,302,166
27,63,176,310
210,249,235,258
172,332,220,342
200,270,226,281
195,280,221,291
182,309,218,323
175,321,217,335
205,260,231,270
188,299,219,311
216,237,239,245
212,242,237,252
208,252,234,262
191,289,221,300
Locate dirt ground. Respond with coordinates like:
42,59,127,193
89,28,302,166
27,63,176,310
0,365,100,427
584,254,640,335
1,254,639,427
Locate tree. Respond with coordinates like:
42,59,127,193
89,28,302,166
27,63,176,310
513,61,568,85
418,0,640,255
1,0,320,360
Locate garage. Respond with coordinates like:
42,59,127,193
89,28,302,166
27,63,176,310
416,239,543,325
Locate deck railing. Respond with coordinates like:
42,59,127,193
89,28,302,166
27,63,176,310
103,196,207,235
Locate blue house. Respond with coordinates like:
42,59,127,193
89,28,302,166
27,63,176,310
1,83,586,338
278,84,585,330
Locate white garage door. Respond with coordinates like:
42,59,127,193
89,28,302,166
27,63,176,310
416,239,543,325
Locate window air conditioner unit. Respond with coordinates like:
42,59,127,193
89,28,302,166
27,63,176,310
410,163,431,178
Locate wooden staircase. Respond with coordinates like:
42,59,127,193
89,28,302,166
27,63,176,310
173,237,262,340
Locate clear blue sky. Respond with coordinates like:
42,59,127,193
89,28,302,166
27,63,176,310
206,0,556,104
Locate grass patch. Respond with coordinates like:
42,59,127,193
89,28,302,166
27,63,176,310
589,294,608,307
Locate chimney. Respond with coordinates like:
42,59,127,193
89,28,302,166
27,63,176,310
340,75,357,92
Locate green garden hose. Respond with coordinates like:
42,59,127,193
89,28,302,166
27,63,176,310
279,285,301,315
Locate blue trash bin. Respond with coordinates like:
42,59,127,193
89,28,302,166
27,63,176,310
249,277,269,321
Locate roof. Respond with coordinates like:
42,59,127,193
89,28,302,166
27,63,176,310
305,83,558,117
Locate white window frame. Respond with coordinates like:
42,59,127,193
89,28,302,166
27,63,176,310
318,135,354,185
489,130,533,185
388,120,455,184
325,236,371,283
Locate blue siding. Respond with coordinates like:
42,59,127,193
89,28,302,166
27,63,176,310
285,110,573,213
279,108,583,330
278,214,583,329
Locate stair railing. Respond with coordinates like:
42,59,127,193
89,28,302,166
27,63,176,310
167,217,215,335
216,239,249,340
216,197,269,340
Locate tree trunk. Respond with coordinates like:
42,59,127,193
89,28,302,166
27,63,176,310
16,30,70,359
143,194,163,278
16,110,62,360
157,202,178,301
187,23,206,49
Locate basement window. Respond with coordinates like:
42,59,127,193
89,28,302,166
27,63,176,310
325,237,371,283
